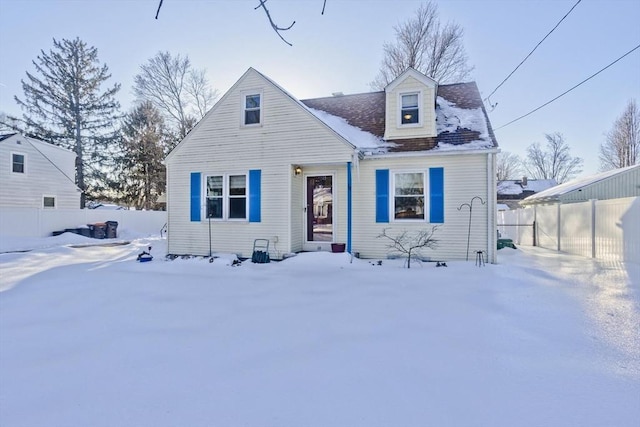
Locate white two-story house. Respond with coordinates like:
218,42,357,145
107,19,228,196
165,68,499,262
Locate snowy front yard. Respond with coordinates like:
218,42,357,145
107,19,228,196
1,234,639,427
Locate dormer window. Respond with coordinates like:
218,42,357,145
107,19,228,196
400,93,420,125
244,93,261,125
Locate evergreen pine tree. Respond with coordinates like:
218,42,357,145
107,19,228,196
116,102,167,210
11,37,121,207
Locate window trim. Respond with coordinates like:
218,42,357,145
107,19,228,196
43,195,56,209
11,152,26,175
390,170,427,222
204,173,249,221
241,90,263,127
397,91,422,128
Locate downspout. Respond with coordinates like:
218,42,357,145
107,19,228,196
347,161,352,253
487,152,496,263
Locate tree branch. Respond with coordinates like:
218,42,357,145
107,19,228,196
155,0,163,19
255,0,296,46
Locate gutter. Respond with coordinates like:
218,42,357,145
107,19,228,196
365,147,499,160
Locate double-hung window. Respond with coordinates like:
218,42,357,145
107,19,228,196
206,174,247,220
228,175,247,219
244,93,261,125
400,93,420,125
12,153,25,174
393,172,425,220
206,176,224,219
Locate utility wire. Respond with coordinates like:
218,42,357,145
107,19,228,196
484,0,582,104
494,43,640,131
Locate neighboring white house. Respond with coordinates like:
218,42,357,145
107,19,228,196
165,68,499,262
0,133,80,209
521,164,640,206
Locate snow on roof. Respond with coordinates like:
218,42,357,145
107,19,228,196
524,164,640,202
434,96,493,151
306,107,394,154
498,179,557,195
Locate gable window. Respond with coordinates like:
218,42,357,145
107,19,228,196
393,172,425,220
244,93,261,125
12,153,25,174
43,196,56,209
400,93,420,125
206,174,247,220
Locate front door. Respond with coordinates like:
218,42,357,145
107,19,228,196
305,175,333,249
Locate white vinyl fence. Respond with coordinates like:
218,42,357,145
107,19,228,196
0,207,167,239
498,197,639,263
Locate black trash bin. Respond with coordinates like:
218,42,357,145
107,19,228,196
89,223,107,239
106,221,118,238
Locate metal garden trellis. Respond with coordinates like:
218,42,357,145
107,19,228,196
457,196,486,261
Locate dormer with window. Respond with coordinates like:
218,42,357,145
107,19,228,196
384,68,437,140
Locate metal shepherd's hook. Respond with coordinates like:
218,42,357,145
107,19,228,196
457,196,486,261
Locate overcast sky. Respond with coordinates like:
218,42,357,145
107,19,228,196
1,0,639,177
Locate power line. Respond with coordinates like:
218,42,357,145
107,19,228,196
484,0,582,104
494,43,640,131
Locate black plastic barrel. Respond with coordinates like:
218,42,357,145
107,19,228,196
89,223,107,239
106,221,118,238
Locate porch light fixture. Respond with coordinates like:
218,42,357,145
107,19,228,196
294,165,302,176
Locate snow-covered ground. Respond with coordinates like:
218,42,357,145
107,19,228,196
1,233,638,427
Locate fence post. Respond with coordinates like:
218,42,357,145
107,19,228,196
557,203,561,252
591,199,596,258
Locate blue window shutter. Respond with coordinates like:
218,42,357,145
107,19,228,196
249,169,261,222
375,169,389,223
190,172,201,222
429,167,444,223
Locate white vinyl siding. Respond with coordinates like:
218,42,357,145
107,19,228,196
352,153,493,261
166,69,354,258
559,166,640,203
0,135,79,209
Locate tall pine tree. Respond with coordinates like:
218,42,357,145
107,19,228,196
116,102,167,210
11,37,121,207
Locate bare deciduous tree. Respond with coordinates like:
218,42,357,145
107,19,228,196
524,133,583,184
496,151,522,181
600,99,639,171
371,1,473,89
377,226,439,269
133,51,218,142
